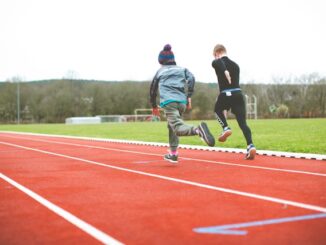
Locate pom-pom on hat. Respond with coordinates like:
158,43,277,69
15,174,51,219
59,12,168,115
158,44,175,65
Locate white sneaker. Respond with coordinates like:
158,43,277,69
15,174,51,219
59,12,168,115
245,144,256,160
218,127,232,142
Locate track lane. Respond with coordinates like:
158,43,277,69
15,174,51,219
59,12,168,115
0,175,108,245
1,132,326,244
1,134,325,208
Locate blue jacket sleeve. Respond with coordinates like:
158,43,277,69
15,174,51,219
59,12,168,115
185,68,195,98
149,74,159,108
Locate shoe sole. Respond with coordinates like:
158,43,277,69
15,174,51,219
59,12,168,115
245,148,256,160
163,156,178,163
218,130,232,142
199,123,215,147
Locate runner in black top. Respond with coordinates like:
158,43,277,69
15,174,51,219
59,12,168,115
212,44,256,160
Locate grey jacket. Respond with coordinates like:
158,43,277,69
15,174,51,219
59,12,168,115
150,65,195,108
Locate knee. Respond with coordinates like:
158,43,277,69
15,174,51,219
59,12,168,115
215,109,224,116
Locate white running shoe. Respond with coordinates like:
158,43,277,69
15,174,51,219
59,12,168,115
245,144,256,160
218,127,232,142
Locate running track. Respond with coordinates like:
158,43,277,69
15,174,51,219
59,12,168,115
0,132,325,244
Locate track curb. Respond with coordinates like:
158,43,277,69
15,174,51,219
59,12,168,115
1,131,325,161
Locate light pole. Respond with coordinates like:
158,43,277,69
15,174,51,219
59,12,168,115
15,78,20,124
16,80,21,124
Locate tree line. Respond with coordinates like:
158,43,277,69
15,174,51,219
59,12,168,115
0,74,325,123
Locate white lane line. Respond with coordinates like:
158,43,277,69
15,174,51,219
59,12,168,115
0,173,123,245
2,135,326,178
1,141,326,213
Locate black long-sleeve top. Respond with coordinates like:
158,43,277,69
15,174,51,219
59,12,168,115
212,56,240,92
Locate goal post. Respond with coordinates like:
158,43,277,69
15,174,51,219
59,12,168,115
245,95,258,119
134,108,163,121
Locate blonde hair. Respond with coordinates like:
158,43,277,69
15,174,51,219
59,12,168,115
213,44,227,55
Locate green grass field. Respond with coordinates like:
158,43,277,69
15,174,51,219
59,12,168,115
0,118,325,154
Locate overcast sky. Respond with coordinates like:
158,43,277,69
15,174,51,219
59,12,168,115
1,0,325,83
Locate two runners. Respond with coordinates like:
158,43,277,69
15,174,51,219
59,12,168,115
150,44,255,164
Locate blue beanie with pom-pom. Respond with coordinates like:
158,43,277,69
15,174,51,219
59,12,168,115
158,44,175,65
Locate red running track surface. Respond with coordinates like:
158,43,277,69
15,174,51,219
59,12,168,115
0,132,326,244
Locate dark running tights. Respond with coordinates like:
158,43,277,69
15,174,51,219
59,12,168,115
215,110,253,146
